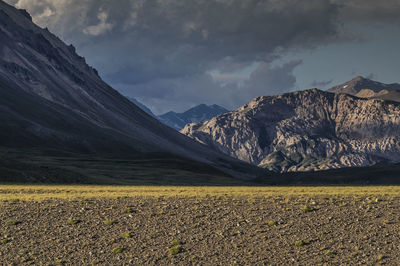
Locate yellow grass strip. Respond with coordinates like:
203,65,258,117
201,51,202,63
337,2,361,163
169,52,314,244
0,185,399,201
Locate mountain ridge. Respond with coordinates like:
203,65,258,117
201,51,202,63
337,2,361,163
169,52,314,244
328,76,400,102
159,104,229,130
182,87,400,172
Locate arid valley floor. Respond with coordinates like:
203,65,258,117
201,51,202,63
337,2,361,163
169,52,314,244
0,186,399,265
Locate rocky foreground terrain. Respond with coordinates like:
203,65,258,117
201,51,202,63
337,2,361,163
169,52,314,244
0,196,399,265
182,88,400,172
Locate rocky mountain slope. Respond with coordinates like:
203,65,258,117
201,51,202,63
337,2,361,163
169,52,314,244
0,1,262,180
159,104,229,130
182,88,400,172
329,76,400,102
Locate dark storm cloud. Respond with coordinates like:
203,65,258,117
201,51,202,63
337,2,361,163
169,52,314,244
6,0,400,112
336,0,400,24
73,0,341,85
9,0,342,68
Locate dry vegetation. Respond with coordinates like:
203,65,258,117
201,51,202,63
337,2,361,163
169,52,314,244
0,185,399,264
1,185,400,201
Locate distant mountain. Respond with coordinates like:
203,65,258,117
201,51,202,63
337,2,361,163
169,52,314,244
159,104,229,130
328,76,400,102
182,88,400,172
0,1,263,181
127,97,156,118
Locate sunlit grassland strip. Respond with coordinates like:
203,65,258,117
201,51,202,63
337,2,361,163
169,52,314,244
0,185,400,201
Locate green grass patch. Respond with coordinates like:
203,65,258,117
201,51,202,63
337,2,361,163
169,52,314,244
5,219,19,226
104,220,115,226
67,219,80,225
168,246,182,255
302,206,315,213
122,233,132,239
112,247,124,254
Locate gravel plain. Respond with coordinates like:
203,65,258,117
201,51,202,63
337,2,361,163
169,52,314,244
0,196,399,265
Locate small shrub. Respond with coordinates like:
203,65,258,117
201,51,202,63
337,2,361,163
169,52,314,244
67,219,80,225
123,208,133,214
104,220,115,226
122,233,132,239
5,219,19,226
302,206,315,213
295,241,304,247
20,257,30,263
1,239,9,244
168,246,182,255
171,241,181,246
268,221,276,226
112,247,124,254
326,250,335,256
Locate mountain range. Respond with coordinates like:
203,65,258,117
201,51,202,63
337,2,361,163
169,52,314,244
0,1,262,182
329,76,400,102
158,104,229,130
182,80,400,173
126,98,229,130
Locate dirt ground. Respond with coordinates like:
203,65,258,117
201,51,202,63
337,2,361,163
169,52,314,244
0,196,399,265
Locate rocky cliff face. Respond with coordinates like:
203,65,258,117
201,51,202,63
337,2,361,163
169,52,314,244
182,89,400,172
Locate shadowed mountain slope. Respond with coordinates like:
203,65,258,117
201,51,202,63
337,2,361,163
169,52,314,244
0,1,264,181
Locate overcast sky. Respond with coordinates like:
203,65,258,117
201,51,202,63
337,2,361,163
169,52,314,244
5,0,400,114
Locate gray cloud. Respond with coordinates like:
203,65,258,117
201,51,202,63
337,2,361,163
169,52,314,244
366,73,375,80
5,0,400,112
336,0,400,25
116,60,302,114
242,60,303,97
311,79,334,88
